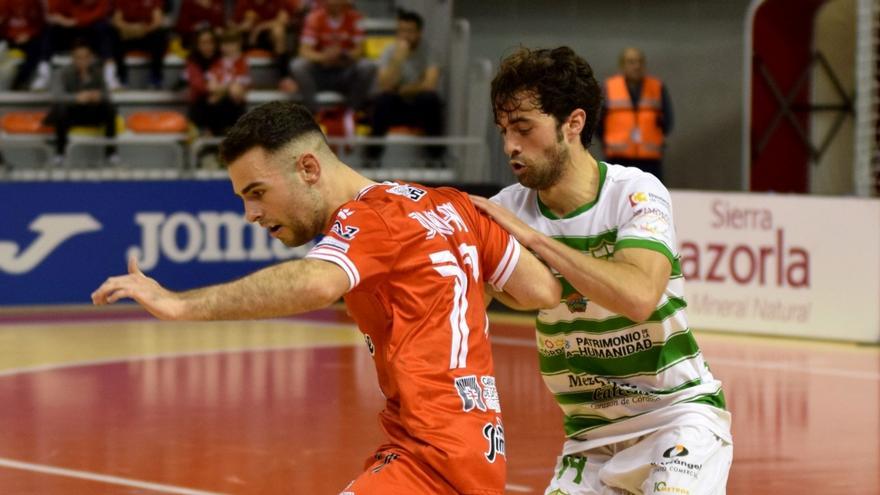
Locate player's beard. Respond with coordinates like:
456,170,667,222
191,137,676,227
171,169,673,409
516,132,568,190
280,188,327,247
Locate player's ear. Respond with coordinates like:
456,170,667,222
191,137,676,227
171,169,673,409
565,109,586,142
296,153,321,185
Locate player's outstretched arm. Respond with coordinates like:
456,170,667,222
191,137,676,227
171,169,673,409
91,256,350,321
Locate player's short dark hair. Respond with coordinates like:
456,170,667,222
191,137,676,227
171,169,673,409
219,101,326,165
396,8,423,30
491,46,602,147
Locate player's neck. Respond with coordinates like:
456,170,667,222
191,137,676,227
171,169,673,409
537,148,600,218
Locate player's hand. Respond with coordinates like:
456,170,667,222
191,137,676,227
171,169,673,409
469,195,540,248
91,256,185,320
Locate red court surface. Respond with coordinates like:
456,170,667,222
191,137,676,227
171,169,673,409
0,306,877,494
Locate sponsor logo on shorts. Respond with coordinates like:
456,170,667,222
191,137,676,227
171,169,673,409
652,444,702,479
663,444,689,458
653,482,689,494
482,419,506,463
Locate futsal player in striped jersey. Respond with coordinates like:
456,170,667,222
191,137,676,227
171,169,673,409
473,47,733,495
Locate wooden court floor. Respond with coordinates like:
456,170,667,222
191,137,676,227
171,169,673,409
0,305,877,494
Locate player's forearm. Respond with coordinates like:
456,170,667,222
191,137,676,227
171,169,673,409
529,235,659,321
178,259,342,320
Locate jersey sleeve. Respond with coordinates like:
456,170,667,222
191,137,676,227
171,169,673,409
615,175,677,265
304,203,400,292
470,202,521,291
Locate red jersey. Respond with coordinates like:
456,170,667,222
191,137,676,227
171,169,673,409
207,55,250,88
47,0,110,27
0,0,44,41
175,0,225,36
114,0,164,23
299,5,363,52
305,183,519,494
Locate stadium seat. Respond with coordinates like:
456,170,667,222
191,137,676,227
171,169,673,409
1,111,53,134
126,110,188,133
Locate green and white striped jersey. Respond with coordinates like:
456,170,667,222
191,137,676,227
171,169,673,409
492,162,731,453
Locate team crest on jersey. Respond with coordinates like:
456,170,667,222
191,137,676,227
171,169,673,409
337,208,355,220
565,292,588,313
482,419,506,463
387,184,427,201
331,220,359,240
454,375,487,412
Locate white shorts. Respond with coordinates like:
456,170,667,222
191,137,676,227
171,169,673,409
545,425,732,495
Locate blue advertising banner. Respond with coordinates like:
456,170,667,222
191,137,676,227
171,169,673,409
0,180,310,305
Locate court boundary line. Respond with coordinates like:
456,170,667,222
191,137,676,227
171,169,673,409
490,336,880,381
0,457,227,495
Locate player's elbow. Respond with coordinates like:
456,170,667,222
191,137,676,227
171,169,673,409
624,293,661,323
536,277,562,309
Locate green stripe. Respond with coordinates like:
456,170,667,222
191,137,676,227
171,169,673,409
562,389,727,437
614,237,677,272
538,330,700,376
538,297,687,335
551,230,618,258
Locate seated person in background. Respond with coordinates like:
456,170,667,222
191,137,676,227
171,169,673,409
110,0,169,88
0,0,46,90
43,39,118,165
35,0,117,91
230,0,302,84
366,8,444,166
174,0,226,50
202,29,249,135
288,0,374,113
185,28,238,137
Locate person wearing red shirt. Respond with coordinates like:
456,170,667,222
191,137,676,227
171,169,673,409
91,101,562,494
35,0,115,90
0,0,46,90
110,0,169,88
231,0,303,81
174,0,226,49
289,0,374,112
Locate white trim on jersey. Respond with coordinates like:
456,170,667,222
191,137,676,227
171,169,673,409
306,248,361,291
488,238,521,291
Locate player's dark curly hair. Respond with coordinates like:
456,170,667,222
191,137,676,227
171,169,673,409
491,46,602,147
220,101,325,165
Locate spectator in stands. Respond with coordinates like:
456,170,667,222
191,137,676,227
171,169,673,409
599,47,674,181
288,0,374,113
43,39,118,165
197,29,249,135
230,0,302,83
34,0,118,91
110,0,170,89
186,28,239,137
365,8,444,166
174,0,226,50
0,0,46,90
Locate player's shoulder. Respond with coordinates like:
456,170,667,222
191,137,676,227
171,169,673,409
602,162,669,198
355,181,470,214
490,182,531,207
